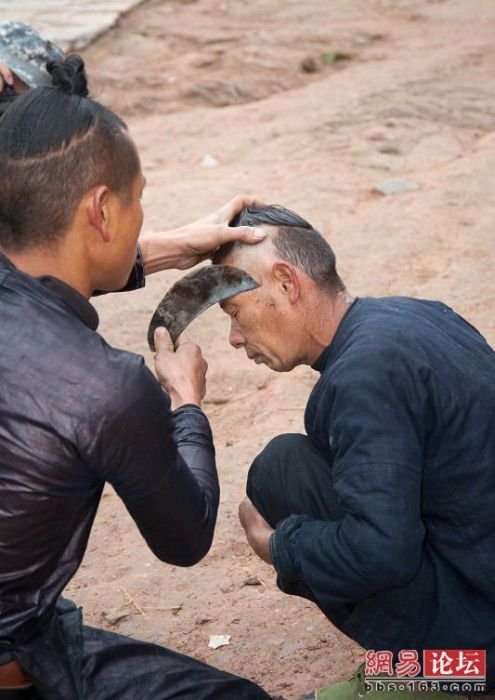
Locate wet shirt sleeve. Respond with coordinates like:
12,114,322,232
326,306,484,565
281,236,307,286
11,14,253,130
85,353,219,566
269,345,428,607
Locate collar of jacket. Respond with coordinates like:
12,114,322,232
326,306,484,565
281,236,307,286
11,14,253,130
311,297,361,373
0,251,99,331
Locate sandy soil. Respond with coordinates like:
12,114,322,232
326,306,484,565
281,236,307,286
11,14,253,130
65,1,495,697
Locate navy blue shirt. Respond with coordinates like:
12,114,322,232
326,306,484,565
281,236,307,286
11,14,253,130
271,297,495,689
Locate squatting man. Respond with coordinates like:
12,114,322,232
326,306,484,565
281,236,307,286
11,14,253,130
212,204,495,700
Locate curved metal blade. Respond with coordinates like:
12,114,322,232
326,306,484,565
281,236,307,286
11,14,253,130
147,265,259,350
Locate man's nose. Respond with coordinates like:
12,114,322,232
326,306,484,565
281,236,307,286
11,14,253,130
229,322,245,349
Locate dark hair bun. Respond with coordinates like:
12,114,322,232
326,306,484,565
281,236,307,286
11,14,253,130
47,54,88,97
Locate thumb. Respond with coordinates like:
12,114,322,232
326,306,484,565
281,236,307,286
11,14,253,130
232,225,266,245
213,224,265,248
154,327,174,353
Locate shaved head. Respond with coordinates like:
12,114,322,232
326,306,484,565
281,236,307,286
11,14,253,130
213,204,345,294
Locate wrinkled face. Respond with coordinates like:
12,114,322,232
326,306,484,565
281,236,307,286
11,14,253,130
218,245,303,372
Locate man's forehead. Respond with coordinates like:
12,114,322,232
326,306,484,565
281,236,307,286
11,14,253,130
219,275,263,311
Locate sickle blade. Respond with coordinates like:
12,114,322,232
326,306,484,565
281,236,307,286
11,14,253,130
147,265,259,350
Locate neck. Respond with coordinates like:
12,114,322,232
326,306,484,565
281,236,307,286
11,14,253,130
3,235,92,299
303,288,355,364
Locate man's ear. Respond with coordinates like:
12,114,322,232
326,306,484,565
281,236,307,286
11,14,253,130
271,262,300,303
86,186,110,242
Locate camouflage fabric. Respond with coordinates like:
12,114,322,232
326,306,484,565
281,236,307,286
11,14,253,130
0,22,64,89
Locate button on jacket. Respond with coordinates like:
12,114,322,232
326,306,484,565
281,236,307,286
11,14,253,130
270,297,495,689
0,253,219,651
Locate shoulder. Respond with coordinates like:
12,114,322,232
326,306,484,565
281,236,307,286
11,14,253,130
332,296,457,365
348,296,451,341
2,268,159,413
74,336,161,416
314,296,453,396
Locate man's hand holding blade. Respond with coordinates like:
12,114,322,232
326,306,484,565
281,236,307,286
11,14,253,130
154,327,207,410
238,497,274,566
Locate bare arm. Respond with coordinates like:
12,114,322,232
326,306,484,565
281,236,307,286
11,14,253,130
139,195,265,274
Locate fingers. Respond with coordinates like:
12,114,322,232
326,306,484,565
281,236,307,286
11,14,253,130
238,497,274,564
204,225,266,255
154,327,174,353
238,497,263,529
174,331,196,349
221,194,259,222
0,61,14,90
153,330,207,409
211,194,263,226
238,497,251,529
229,224,266,245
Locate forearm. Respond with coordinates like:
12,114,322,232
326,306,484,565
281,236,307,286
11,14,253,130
138,194,266,275
270,463,425,607
120,437,219,566
173,405,219,512
138,230,189,275
98,359,219,566
127,407,219,565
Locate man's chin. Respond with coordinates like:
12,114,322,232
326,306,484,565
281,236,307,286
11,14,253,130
248,354,288,372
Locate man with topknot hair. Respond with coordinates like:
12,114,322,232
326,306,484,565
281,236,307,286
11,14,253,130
0,34,271,700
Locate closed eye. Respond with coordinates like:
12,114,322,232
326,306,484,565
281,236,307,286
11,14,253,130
221,303,239,319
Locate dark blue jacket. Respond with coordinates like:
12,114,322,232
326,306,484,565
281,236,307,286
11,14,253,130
271,297,495,689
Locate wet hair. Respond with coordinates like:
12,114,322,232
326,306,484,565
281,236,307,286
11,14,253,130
0,55,140,251
213,204,345,293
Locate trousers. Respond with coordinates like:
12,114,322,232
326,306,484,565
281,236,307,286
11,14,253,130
3,599,271,700
246,433,495,697
246,433,343,528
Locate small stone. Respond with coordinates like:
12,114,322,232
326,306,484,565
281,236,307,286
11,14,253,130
300,56,318,73
101,608,130,626
196,617,213,625
377,144,401,155
201,154,219,168
366,127,387,141
373,177,419,196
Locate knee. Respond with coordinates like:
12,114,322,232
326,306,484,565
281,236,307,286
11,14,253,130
247,433,311,495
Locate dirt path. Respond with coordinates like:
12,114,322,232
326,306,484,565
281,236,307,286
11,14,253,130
66,1,495,697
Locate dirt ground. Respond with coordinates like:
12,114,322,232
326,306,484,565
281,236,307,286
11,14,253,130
65,1,495,697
